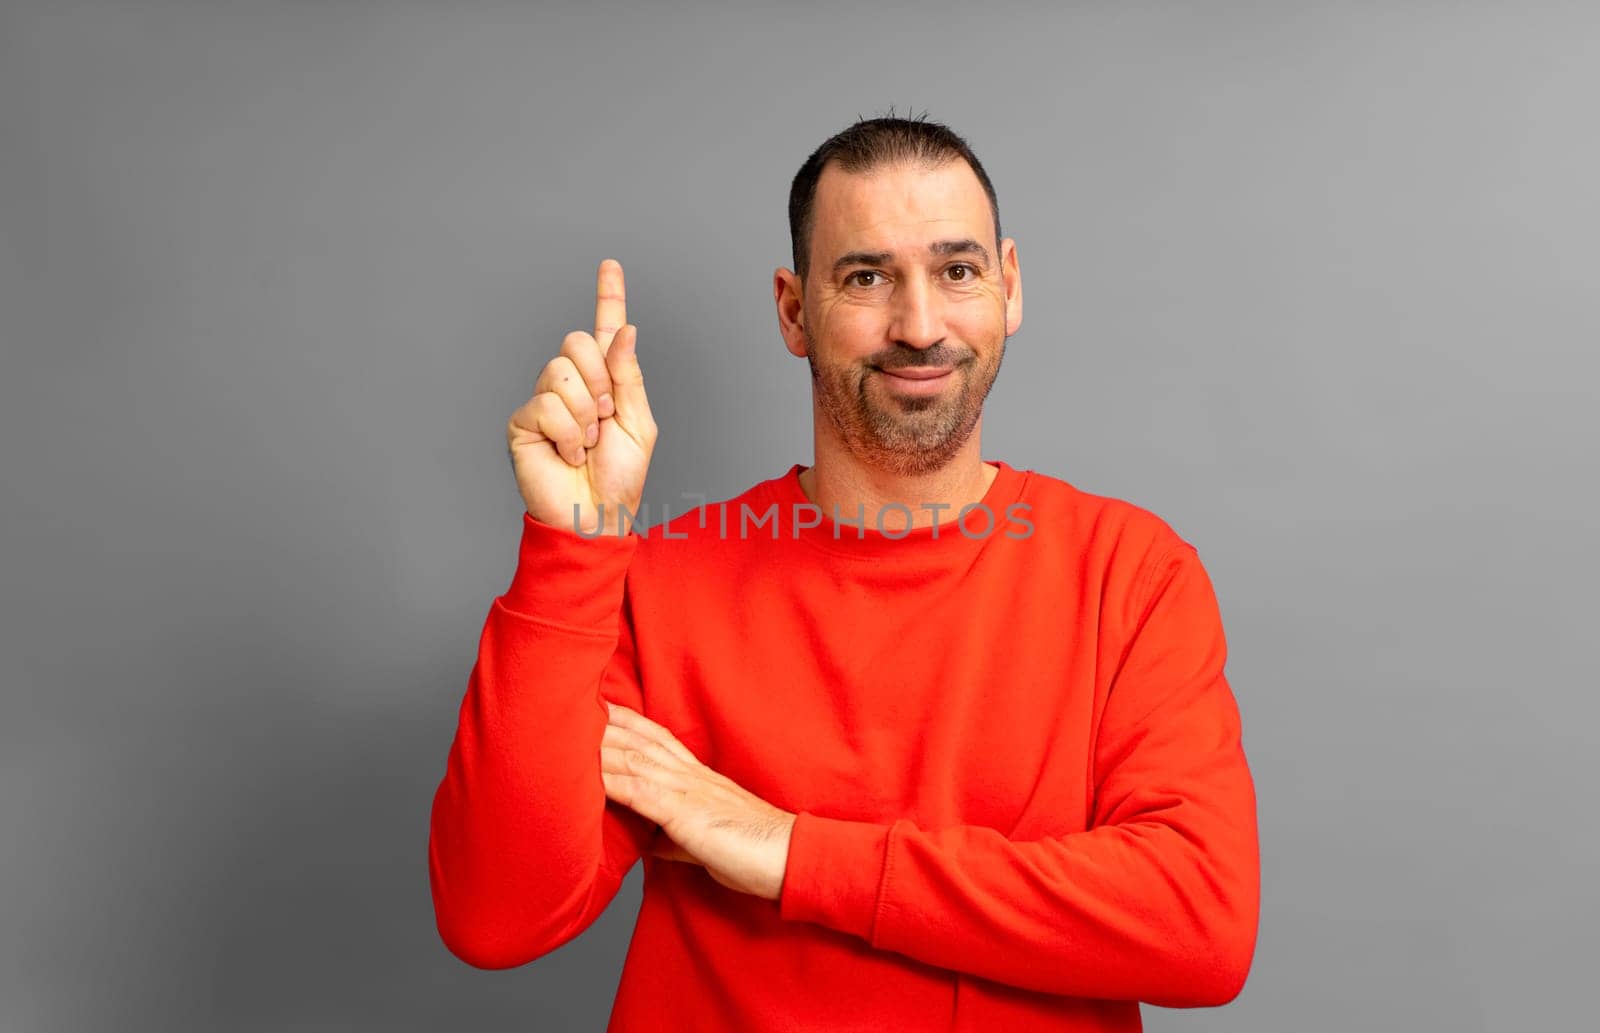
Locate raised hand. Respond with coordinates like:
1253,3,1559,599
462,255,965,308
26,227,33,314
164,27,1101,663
507,260,658,536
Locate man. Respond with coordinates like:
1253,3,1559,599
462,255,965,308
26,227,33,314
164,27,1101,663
428,116,1260,1031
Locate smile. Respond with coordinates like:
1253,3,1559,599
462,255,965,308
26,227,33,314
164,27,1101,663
877,366,956,395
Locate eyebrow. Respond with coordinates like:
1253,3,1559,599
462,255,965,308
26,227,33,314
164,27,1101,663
831,238,992,274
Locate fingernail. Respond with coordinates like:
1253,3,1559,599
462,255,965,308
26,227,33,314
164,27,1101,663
585,422,599,446
598,393,615,417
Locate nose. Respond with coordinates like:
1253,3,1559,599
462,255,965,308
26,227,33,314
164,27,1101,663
888,274,944,350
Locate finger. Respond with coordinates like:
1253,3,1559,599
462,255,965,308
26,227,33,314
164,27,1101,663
601,745,691,792
559,330,616,421
600,770,673,826
594,258,626,353
603,325,657,442
603,721,697,770
510,391,587,467
606,703,698,765
535,353,601,449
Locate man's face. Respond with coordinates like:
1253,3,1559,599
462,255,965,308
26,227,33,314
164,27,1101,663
777,158,1022,476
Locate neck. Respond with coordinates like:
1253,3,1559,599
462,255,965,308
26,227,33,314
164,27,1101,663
797,424,997,533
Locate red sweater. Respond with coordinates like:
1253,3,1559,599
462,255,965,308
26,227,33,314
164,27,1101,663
429,460,1259,1031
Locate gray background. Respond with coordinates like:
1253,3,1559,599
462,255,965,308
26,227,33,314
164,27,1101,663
3,1,1596,1030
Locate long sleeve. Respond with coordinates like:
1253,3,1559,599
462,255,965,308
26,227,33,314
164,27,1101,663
428,512,657,969
776,542,1260,1007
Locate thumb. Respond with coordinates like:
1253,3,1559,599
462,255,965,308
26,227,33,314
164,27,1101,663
605,324,655,434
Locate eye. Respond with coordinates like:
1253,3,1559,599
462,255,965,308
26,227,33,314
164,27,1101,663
945,263,977,282
847,270,883,287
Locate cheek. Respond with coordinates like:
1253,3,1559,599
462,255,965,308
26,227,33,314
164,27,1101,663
816,303,887,354
948,292,1007,338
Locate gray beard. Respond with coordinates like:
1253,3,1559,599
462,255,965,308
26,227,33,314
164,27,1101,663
803,328,1005,477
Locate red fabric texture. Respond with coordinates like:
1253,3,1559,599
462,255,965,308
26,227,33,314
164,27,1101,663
428,460,1259,1031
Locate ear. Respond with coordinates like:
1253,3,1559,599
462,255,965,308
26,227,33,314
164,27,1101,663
1001,237,1023,336
774,267,809,358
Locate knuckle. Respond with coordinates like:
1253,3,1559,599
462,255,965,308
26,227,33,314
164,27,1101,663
532,392,563,417
548,355,579,381
562,338,612,391
535,356,572,391
560,331,594,361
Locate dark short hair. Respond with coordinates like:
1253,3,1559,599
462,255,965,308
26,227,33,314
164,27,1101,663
787,114,1002,282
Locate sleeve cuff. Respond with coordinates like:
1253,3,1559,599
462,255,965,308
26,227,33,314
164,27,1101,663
500,511,640,628
778,811,896,942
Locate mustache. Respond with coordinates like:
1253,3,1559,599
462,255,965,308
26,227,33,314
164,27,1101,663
872,347,971,371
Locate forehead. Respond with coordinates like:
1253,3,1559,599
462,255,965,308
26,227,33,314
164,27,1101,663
810,159,992,260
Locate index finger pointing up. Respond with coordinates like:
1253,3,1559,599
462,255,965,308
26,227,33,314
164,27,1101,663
594,258,627,352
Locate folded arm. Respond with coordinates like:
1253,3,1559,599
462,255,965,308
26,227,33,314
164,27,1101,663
777,543,1260,1006
428,514,656,969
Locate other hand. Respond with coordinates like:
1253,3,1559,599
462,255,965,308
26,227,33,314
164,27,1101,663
601,702,795,902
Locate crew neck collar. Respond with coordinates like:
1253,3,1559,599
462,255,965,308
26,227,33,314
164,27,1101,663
763,459,1030,560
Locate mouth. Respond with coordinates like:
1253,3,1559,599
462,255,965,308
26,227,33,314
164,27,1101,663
875,365,957,396
878,366,956,381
